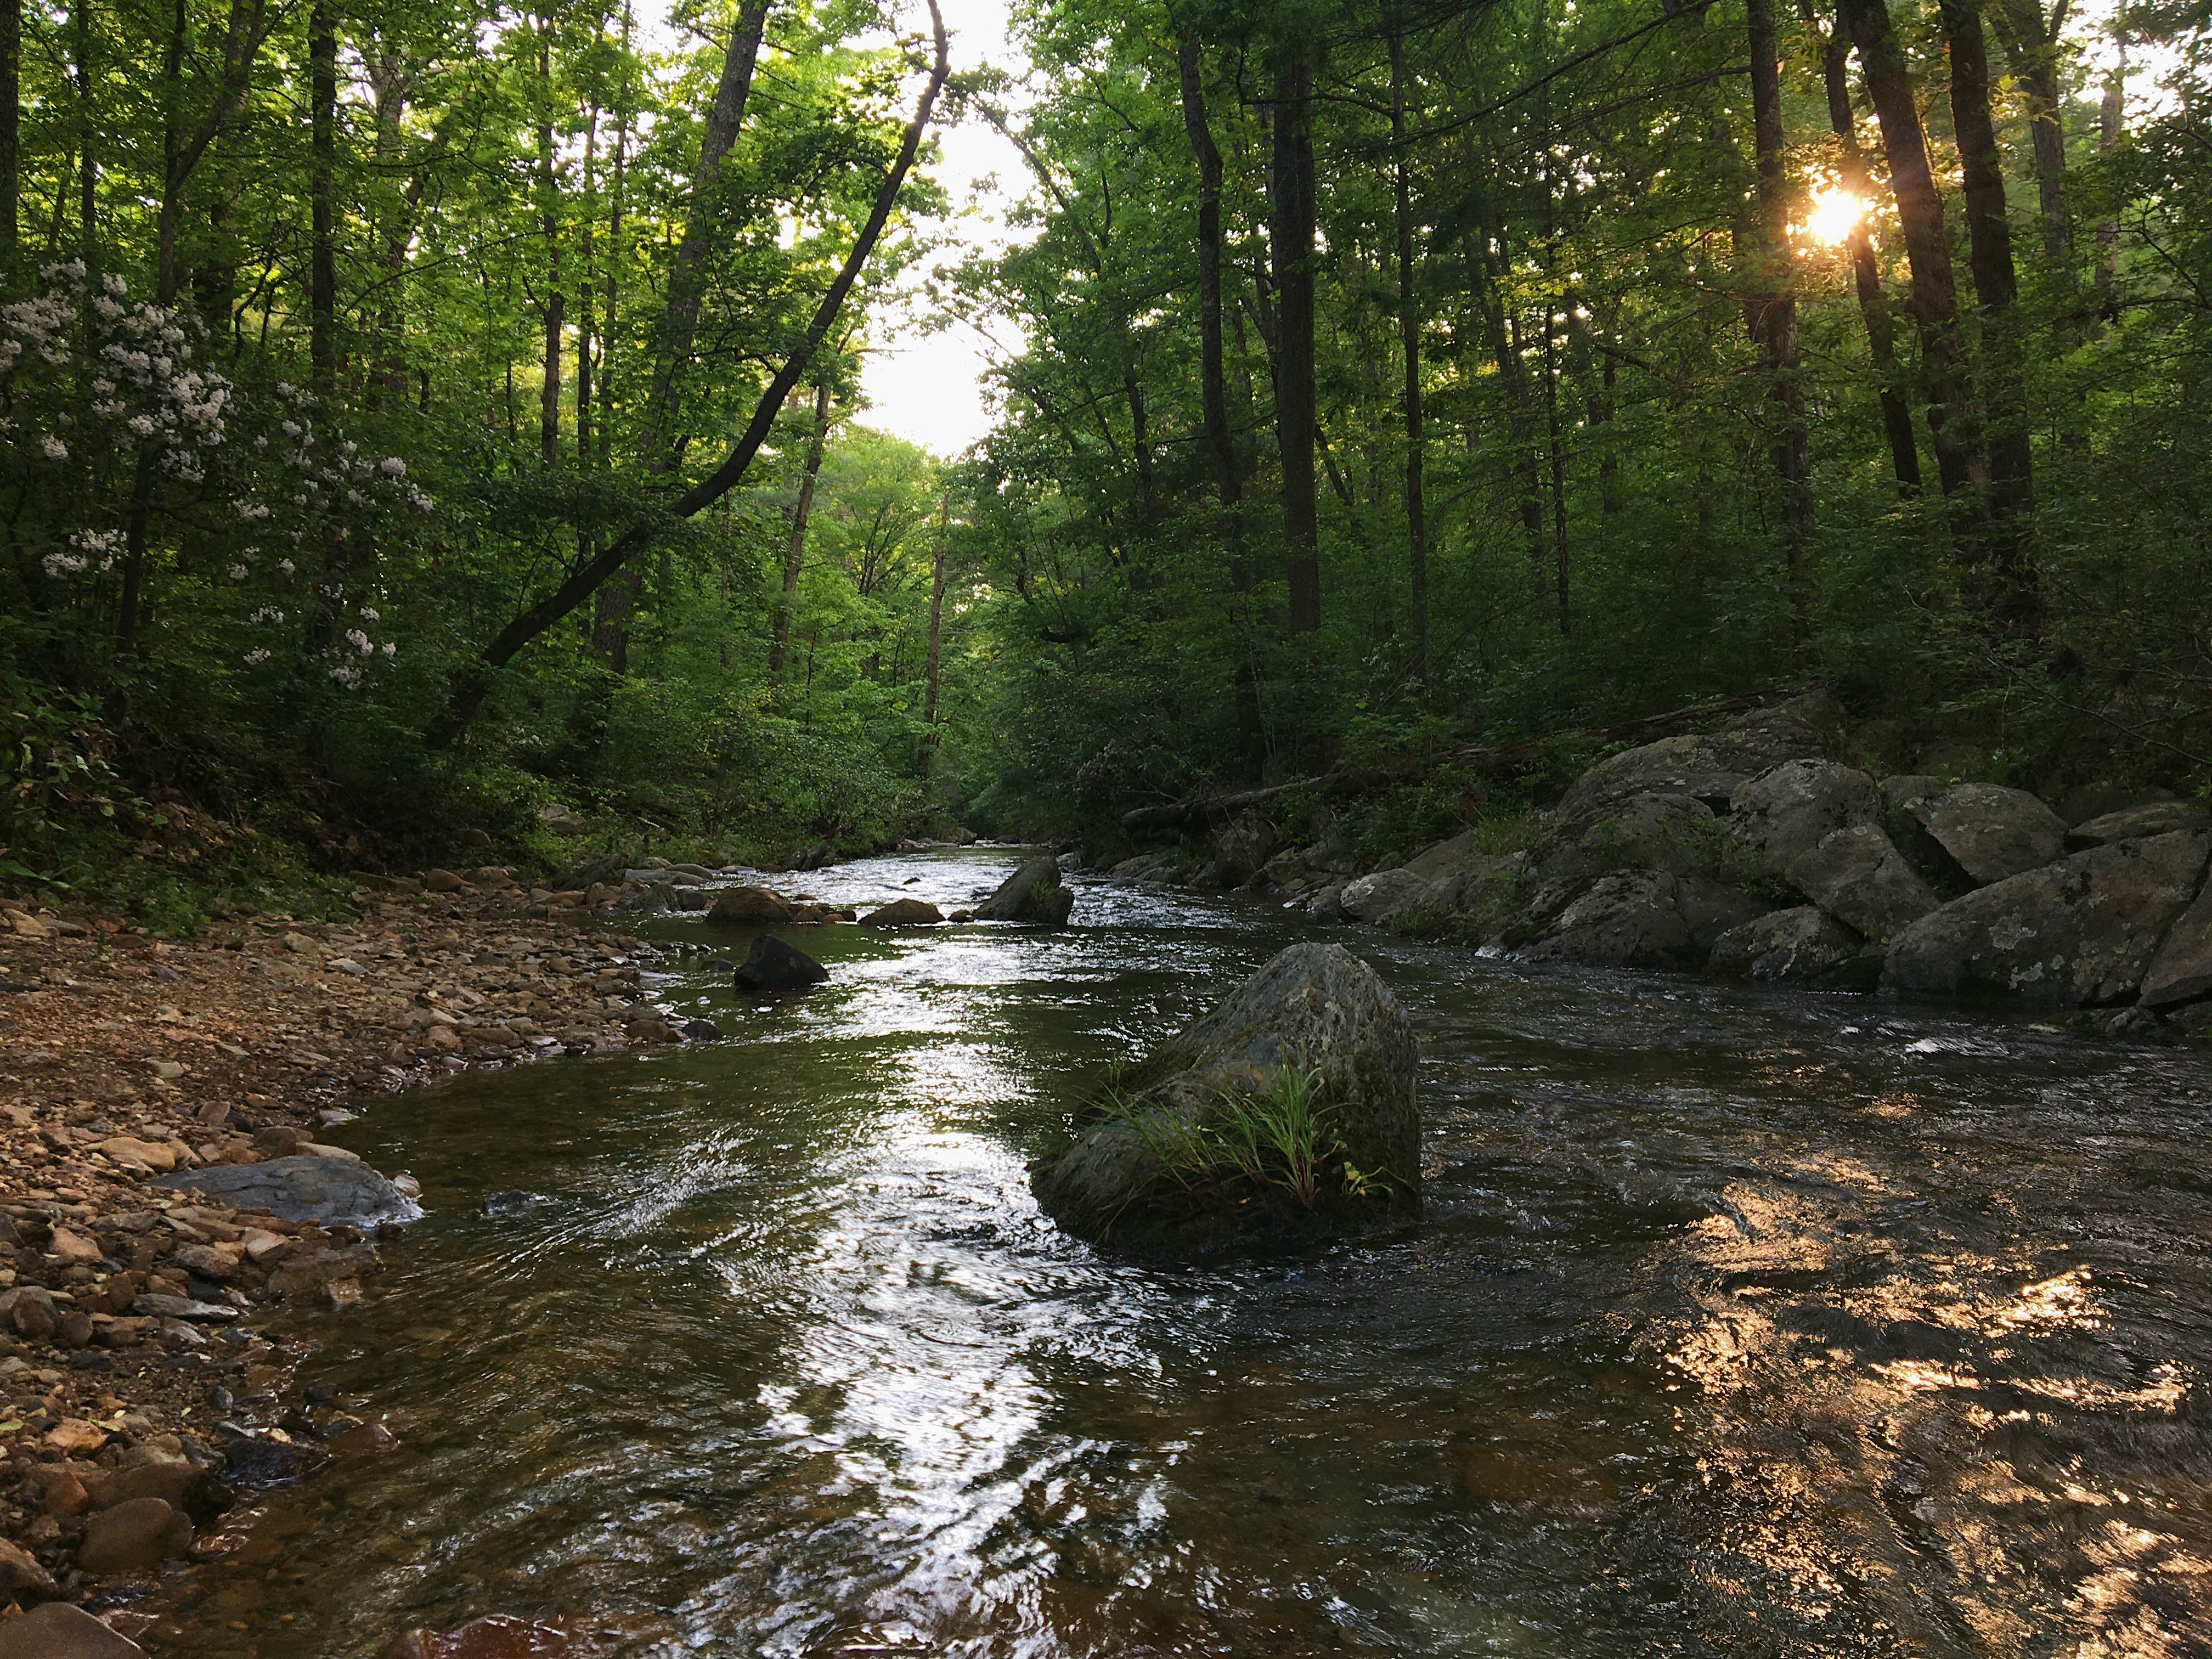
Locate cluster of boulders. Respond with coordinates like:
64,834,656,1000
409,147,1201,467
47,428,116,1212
1164,695,2212,1037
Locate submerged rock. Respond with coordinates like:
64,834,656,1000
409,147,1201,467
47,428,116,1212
1883,829,2210,1004
733,935,829,991
1032,943,1420,1254
0,1602,147,1656
974,855,1075,924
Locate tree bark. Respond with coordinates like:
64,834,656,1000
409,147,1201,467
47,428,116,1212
537,17,561,469
921,493,947,775
74,0,92,256
1940,0,2035,611
309,0,336,385
638,0,771,477
768,380,831,684
1990,0,2070,259
1747,0,1813,598
1839,0,1983,502
1,0,19,263
430,0,949,746
2095,43,2123,318
1389,33,1428,682
1814,0,1920,493
1269,43,1321,633
577,93,597,462
1178,36,1239,527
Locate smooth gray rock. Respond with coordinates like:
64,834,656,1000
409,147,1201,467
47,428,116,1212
1340,867,1429,924
2068,801,2210,849
1786,824,1939,939
1527,792,1718,884
975,855,1075,924
1883,830,2211,1005
705,885,793,928
155,1155,421,1227
0,1602,148,1657
1555,694,1839,818
1211,811,1278,889
1032,943,1419,1249
732,934,828,991
1709,906,1867,985
2141,876,2212,1008
1415,851,1528,938
1403,830,1480,881
1513,871,1771,970
1728,760,1881,879
1910,783,2068,887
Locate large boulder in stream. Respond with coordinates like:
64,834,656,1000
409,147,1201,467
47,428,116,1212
1785,825,1939,940
1905,782,2069,888
733,935,828,991
1503,871,1773,971
706,885,794,929
861,898,944,928
1883,829,2211,1005
1032,944,1420,1254
1726,760,1881,879
974,855,1075,924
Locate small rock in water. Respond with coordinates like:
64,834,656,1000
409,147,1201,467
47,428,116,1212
222,1435,327,1491
481,1190,550,1216
680,1017,725,1041
76,1496,183,1576
733,935,830,991
377,1615,577,1658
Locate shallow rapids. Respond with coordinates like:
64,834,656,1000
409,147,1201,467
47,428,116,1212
143,849,2212,1656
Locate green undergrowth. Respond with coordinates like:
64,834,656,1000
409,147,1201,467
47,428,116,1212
1092,1067,1400,1231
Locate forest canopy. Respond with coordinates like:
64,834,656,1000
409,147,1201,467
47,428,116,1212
0,0,2205,904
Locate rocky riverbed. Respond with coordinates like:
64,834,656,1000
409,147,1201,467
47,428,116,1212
0,875,725,1650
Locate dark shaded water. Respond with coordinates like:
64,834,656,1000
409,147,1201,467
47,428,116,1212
143,850,2212,1656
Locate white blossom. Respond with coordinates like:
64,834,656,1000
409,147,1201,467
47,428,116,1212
276,558,295,575
380,640,397,657
244,648,269,664
346,628,373,655
40,435,65,460
229,564,248,581
379,456,405,477
359,606,379,622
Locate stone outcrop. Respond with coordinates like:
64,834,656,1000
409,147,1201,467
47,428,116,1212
1785,825,1939,940
1506,871,1771,970
1032,944,1419,1253
1726,760,1881,879
1554,693,1839,818
1526,792,1719,884
1907,783,2069,887
1883,830,2210,1005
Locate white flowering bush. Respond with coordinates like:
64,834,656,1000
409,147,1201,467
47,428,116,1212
0,262,434,690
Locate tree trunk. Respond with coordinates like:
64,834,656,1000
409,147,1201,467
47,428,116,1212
1269,43,1321,634
309,0,336,386
74,0,93,256
1815,0,1921,493
1178,36,1239,529
639,0,771,477
577,95,597,463
1747,0,1813,586
1389,33,1427,683
1840,0,1983,502
2095,43,2124,319
1,0,18,263
1990,0,2069,259
768,380,831,684
537,18,561,469
1541,307,1568,636
1940,0,2035,614
922,494,947,775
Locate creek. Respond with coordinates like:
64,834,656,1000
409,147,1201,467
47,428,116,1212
142,849,2212,1656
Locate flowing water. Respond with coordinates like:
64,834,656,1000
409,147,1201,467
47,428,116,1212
139,850,2212,1657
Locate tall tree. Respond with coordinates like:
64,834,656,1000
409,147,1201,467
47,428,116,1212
1746,0,1812,634
1270,41,1321,634
1389,30,1427,682
1839,0,1983,503
309,0,337,386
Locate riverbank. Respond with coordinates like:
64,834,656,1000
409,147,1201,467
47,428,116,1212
0,879,700,1638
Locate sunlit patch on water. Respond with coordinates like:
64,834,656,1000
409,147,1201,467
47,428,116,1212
134,850,2212,1657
